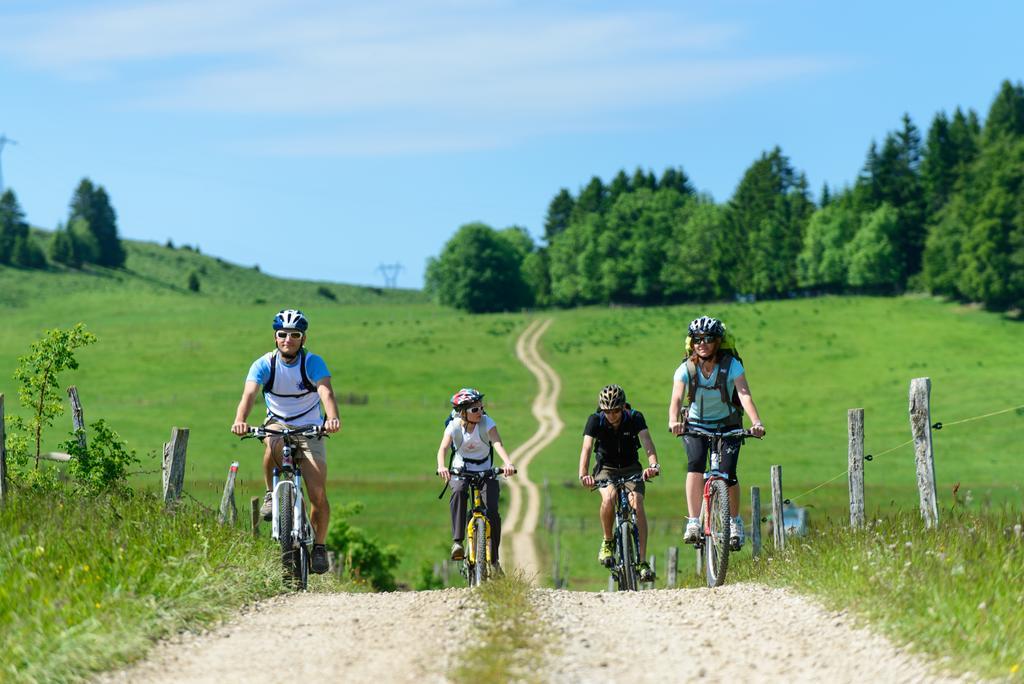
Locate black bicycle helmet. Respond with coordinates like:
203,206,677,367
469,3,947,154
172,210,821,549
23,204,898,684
598,384,626,410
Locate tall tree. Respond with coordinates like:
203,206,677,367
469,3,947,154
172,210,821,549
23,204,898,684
659,167,695,197
570,176,608,223
543,188,575,243
0,189,44,267
69,179,125,267
725,147,809,296
50,225,80,268
607,170,631,204
982,79,1024,144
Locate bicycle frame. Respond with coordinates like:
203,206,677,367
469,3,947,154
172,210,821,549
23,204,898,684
464,482,493,567
271,439,311,549
596,474,644,590
450,467,508,586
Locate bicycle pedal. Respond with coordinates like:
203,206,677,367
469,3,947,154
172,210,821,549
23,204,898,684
729,539,742,551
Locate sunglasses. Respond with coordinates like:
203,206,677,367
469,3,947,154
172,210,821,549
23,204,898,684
276,331,303,340
602,407,623,414
692,335,720,345
465,406,484,414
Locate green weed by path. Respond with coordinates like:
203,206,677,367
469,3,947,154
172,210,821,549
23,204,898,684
0,489,333,684
453,572,549,684
729,510,1024,680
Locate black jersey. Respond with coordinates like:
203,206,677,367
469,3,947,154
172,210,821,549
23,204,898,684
583,409,648,469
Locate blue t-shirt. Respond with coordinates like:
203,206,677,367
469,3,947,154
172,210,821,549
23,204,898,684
246,350,330,425
673,358,745,425
246,350,330,387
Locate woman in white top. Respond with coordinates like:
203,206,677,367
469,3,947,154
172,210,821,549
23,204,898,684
436,388,516,569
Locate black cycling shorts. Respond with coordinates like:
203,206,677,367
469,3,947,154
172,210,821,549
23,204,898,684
684,433,741,486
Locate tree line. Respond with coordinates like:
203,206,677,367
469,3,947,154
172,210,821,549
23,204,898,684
427,80,1024,313
0,179,125,270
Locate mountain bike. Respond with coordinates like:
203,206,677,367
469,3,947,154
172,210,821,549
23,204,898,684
449,466,514,587
241,425,326,590
595,473,646,591
682,426,756,588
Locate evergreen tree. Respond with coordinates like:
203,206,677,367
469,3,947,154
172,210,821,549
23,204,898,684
68,179,126,267
659,167,695,197
922,195,970,297
607,170,631,204
725,147,808,296
570,176,608,223
630,167,657,192
187,270,201,292
0,189,42,267
0,189,25,264
543,188,575,243
50,225,80,268
425,222,533,312
68,217,100,264
982,80,1024,144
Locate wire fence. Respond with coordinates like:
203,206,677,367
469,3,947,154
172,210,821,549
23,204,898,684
786,402,1024,505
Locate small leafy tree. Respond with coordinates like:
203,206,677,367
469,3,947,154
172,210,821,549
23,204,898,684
60,419,137,494
9,324,97,468
325,502,400,591
187,270,200,292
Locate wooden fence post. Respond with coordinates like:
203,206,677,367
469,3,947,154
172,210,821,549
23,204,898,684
552,518,561,588
250,496,260,536
695,546,703,577
67,386,87,450
750,486,762,558
608,574,616,592
0,394,7,505
218,462,239,525
909,378,939,528
440,560,450,587
162,427,189,506
848,408,866,528
645,553,656,590
666,546,678,588
771,465,785,550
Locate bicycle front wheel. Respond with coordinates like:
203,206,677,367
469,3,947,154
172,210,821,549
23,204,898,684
705,479,731,587
277,485,300,586
618,521,639,591
472,517,488,586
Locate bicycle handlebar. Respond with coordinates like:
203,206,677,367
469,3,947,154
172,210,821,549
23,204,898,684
594,473,646,488
240,425,328,440
448,466,517,479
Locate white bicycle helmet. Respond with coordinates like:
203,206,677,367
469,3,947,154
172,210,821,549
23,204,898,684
273,309,309,331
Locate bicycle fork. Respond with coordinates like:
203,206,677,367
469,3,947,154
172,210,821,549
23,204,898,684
465,488,492,565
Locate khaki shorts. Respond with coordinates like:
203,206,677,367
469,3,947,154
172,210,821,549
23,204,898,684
265,421,327,464
593,464,645,496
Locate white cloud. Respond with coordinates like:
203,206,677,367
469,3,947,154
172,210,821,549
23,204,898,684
0,0,847,154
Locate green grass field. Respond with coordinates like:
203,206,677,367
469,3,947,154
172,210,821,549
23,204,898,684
4,250,1023,589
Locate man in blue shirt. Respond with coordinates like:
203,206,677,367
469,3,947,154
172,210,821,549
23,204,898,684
231,309,341,574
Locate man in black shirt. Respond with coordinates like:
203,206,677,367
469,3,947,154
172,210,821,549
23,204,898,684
578,384,661,581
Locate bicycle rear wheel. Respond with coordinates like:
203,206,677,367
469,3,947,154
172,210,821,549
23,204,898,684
618,521,639,591
277,485,300,587
705,479,731,587
472,517,488,586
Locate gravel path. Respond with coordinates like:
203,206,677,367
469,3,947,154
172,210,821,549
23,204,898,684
535,584,967,683
98,589,474,684
503,317,563,581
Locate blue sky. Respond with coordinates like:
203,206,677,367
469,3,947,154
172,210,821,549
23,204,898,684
1,1,1021,288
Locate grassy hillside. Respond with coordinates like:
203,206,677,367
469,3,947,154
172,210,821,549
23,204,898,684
7,233,427,306
2,255,1022,587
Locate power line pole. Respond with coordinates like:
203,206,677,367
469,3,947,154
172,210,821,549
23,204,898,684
0,134,17,194
377,262,403,288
